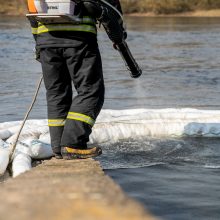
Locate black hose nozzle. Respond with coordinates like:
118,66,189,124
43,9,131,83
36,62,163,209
80,0,142,78
116,41,142,78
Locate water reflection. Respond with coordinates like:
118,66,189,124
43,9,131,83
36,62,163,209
125,16,220,31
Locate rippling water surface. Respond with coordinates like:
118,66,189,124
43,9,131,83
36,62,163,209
1,16,220,219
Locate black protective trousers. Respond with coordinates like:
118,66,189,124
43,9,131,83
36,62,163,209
40,42,104,154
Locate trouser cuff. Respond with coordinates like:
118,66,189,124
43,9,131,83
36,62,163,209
52,146,61,154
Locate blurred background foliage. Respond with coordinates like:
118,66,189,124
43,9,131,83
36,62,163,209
1,0,220,15
0,0,27,15
121,0,220,14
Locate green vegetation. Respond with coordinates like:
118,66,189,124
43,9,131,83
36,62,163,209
1,0,220,15
121,0,220,14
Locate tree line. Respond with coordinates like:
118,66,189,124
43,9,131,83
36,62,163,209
1,0,220,15
121,0,220,14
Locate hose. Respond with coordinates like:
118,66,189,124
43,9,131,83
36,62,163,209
81,0,142,78
9,75,43,161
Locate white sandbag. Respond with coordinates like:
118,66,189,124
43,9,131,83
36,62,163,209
12,140,31,156
90,108,220,143
12,138,53,160
39,132,51,145
0,121,21,130
6,135,37,156
0,129,12,140
0,119,48,135
1,108,220,146
28,139,53,159
0,140,10,175
7,131,40,144
12,152,32,178
0,148,10,175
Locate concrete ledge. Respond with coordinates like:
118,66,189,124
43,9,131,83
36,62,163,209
0,170,10,182
0,159,156,220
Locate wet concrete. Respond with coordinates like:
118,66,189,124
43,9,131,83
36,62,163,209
0,159,156,220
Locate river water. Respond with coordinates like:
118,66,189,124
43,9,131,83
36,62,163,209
0,16,220,219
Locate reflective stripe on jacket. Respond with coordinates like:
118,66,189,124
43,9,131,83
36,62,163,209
32,17,97,35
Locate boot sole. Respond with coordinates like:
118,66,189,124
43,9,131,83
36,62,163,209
62,148,102,160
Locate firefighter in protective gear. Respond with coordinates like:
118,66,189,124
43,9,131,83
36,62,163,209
27,0,124,159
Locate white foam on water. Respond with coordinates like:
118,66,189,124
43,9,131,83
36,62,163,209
0,108,220,177
204,164,220,169
102,162,167,170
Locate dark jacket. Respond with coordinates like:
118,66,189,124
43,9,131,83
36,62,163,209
29,0,123,48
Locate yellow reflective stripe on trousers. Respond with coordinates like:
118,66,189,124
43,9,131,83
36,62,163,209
35,24,97,35
67,112,95,126
48,119,66,127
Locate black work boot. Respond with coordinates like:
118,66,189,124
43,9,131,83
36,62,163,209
54,152,63,159
61,146,102,159
52,146,63,159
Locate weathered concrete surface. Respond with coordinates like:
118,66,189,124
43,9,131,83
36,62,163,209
0,170,10,182
0,159,157,220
